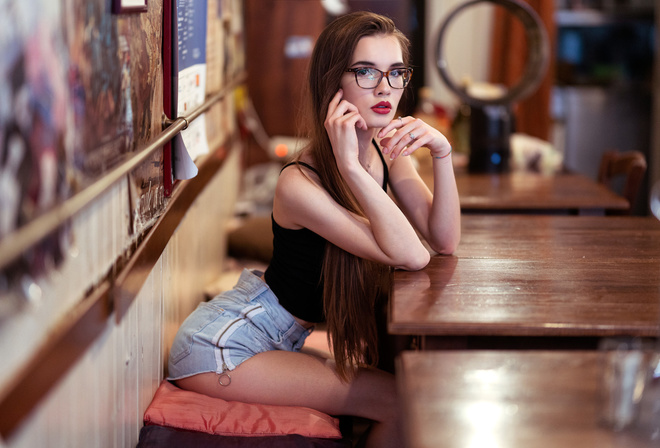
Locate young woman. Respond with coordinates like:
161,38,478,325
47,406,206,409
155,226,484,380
168,11,460,448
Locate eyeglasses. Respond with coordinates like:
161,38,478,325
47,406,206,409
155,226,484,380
345,67,413,89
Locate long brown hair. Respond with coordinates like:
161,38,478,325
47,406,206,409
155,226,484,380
295,11,411,381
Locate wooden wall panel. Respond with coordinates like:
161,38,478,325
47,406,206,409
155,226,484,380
244,0,327,137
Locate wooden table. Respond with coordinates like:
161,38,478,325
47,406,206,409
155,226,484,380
398,350,659,448
456,171,629,214
389,215,660,349
417,160,629,214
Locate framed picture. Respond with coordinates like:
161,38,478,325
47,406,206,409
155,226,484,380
113,0,148,14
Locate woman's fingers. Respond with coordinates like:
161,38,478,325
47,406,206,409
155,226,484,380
378,115,408,138
380,117,449,159
326,91,366,132
327,89,343,112
380,117,422,158
326,108,364,133
353,112,367,130
381,134,426,159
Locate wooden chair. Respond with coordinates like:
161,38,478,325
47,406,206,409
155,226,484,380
597,150,647,215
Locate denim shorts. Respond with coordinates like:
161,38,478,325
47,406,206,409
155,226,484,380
167,269,313,381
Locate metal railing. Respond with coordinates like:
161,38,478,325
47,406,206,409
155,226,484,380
0,74,246,272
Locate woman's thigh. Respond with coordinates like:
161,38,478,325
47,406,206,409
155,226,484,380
174,349,397,422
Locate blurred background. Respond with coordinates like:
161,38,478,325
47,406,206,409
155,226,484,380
242,0,656,215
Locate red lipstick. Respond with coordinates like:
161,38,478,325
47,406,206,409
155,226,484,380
371,101,392,115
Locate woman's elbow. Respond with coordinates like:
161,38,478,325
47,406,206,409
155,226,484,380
429,233,461,256
398,249,430,271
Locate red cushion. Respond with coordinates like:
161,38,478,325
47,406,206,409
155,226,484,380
143,380,342,439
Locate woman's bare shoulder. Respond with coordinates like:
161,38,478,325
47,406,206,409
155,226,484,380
273,160,328,228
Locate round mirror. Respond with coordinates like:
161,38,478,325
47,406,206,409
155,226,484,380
435,0,550,107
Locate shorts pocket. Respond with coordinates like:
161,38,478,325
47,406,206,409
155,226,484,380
169,304,225,366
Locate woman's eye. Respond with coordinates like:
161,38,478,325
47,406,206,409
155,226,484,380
356,68,372,77
390,70,402,78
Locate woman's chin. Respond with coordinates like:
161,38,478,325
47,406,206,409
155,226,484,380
364,116,394,130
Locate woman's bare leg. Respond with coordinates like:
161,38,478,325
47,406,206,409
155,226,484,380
175,350,402,448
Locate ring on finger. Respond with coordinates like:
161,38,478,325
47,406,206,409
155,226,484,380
398,116,403,125
409,132,416,141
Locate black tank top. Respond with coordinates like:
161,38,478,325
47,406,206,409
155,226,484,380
263,140,389,322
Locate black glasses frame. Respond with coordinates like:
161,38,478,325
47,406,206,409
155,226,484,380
345,67,413,89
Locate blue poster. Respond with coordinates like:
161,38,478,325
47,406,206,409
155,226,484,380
174,0,208,177
176,0,207,114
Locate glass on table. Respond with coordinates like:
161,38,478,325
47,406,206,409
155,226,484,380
651,180,660,220
618,180,660,441
634,180,660,441
635,352,660,442
599,337,651,431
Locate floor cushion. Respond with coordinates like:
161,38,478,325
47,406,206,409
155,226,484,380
143,380,342,439
136,424,349,448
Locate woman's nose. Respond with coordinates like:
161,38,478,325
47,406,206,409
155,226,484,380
375,76,391,95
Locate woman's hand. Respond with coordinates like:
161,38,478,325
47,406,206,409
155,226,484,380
324,89,367,168
377,116,451,159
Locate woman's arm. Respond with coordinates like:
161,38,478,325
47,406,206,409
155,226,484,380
378,117,461,255
272,166,430,271
272,91,430,271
